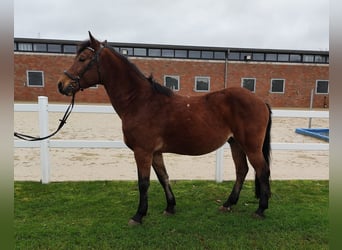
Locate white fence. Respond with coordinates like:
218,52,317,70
14,96,329,184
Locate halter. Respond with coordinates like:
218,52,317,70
63,46,103,91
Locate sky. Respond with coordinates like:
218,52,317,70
14,0,329,51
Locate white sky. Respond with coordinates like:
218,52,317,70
14,0,329,50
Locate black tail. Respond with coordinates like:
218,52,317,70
263,103,272,167
255,103,272,198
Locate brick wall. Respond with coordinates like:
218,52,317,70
227,62,329,108
14,53,329,108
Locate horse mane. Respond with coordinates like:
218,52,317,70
104,46,174,97
147,74,174,97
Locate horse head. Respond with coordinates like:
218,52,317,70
57,32,105,96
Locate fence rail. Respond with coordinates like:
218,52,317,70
14,96,329,183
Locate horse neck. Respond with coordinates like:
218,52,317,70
100,50,152,117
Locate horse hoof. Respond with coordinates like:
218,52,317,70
163,210,174,216
252,212,265,219
128,219,141,226
219,206,232,212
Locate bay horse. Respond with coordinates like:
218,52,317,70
57,32,272,225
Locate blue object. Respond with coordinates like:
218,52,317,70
295,128,329,142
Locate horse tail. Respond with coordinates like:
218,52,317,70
263,103,272,167
255,103,272,198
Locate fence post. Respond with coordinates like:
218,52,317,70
38,96,50,184
215,146,224,183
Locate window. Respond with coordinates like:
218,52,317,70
303,55,314,63
27,71,44,87
316,80,329,94
164,75,180,91
278,54,289,62
241,78,256,92
134,48,147,56
18,43,32,51
228,52,240,60
290,54,302,62
175,50,187,58
148,48,161,57
120,48,133,56
63,45,77,54
240,52,252,61
315,55,328,63
214,51,226,60
195,76,210,92
265,53,277,61
252,53,264,61
201,51,214,59
33,43,47,52
47,44,62,53
162,49,174,57
189,50,201,59
270,79,285,93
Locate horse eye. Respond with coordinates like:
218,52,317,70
79,56,86,62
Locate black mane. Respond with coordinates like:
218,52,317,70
147,75,174,97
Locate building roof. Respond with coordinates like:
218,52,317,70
14,37,329,64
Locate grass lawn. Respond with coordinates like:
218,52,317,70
15,180,328,249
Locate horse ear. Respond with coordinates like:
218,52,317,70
88,31,95,41
88,31,100,49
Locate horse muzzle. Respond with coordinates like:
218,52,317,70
58,80,77,96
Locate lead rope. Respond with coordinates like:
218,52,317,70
14,94,75,141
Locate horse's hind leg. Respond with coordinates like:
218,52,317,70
247,152,271,218
221,138,249,212
152,152,176,215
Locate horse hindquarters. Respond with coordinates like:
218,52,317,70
223,97,272,218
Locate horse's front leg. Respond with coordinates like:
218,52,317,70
129,149,153,225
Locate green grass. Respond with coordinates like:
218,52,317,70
15,180,328,249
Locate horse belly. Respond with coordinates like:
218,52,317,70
164,130,232,156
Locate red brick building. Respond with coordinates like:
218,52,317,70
14,38,329,108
